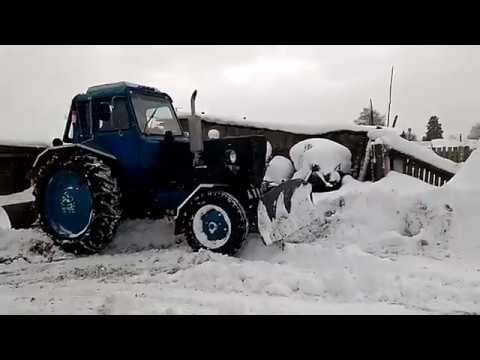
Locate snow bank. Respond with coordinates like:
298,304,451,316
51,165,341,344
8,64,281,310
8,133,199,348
262,171,453,260
368,129,460,174
443,149,480,191
439,150,480,262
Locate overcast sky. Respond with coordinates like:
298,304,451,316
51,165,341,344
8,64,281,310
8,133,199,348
1,45,479,143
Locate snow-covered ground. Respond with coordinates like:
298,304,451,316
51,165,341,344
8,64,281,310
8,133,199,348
0,152,479,314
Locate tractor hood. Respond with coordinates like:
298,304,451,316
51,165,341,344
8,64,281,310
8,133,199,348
199,135,267,188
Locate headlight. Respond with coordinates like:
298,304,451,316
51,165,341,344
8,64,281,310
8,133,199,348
226,149,237,164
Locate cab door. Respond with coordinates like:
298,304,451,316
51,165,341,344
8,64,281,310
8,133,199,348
133,96,191,185
85,97,141,181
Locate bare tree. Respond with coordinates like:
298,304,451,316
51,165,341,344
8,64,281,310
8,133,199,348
354,107,386,126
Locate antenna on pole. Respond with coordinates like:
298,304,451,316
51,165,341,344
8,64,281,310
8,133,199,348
386,66,394,127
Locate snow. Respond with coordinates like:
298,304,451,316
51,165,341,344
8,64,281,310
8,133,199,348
263,156,294,185
207,129,220,139
0,187,34,207
265,141,272,162
369,128,460,174
444,149,480,191
0,154,480,314
0,207,11,230
0,139,48,148
177,111,379,136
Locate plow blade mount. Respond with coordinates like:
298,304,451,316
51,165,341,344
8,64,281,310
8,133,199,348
257,179,315,246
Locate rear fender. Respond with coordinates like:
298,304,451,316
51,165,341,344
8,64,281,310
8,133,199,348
31,144,117,181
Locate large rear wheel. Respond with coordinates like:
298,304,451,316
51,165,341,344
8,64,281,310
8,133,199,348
33,151,122,254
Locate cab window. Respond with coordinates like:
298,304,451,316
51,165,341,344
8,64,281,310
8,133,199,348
94,98,130,132
132,94,182,135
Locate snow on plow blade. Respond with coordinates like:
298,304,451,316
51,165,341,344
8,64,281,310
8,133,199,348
258,179,315,246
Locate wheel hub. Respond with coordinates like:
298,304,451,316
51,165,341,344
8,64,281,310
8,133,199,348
192,204,232,249
43,170,93,238
201,209,228,241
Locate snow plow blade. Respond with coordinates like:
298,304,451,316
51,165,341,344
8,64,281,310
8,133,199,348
257,179,315,246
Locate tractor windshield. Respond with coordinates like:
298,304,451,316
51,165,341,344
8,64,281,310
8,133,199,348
132,94,182,136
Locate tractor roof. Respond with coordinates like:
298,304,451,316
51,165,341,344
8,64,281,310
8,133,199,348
77,81,171,100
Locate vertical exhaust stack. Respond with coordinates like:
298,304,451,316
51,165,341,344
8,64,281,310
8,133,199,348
188,90,204,167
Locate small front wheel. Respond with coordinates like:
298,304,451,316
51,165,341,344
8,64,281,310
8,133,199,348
184,190,248,256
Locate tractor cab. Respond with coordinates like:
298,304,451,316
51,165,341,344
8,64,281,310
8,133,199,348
63,82,192,190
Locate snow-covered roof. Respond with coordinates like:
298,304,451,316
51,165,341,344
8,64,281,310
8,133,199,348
368,129,460,174
176,111,378,135
0,139,48,148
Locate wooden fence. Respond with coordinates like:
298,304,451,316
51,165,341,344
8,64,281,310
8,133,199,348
431,145,474,163
372,145,456,186
0,144,45,195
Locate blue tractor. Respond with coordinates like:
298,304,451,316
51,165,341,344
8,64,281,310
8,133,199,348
31,82,267,255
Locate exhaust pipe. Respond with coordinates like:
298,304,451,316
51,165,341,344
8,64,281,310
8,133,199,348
188,90,204,167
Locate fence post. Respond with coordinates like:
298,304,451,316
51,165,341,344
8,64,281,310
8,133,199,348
464,146,471,161
371,143,386,181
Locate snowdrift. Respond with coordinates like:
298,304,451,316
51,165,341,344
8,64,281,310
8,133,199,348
0,150,479,314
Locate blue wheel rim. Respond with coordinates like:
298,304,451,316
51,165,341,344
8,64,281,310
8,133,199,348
43,169,93,238
201,209,229,241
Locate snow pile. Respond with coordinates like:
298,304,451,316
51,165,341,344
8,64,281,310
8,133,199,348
368,129,460,174
263,156,294,185
263,172,454,260
439,149,480,261
443,149,480,191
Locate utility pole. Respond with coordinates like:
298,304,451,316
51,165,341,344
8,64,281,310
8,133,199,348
370,99,374,126
386,66,394,128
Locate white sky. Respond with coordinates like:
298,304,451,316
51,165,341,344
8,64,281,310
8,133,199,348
1,45,479,143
